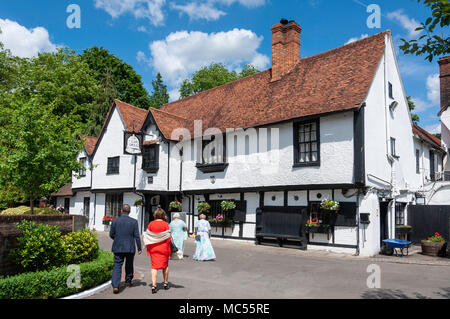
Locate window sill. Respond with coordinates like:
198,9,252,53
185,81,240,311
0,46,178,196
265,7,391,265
106,172,120,176
196,163,229,173
143,167,159,174
293,162,320,168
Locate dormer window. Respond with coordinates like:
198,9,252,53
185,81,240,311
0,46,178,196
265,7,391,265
142,144,159,173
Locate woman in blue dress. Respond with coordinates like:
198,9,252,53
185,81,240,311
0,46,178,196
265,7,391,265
193,214,216,261
169,213,188,257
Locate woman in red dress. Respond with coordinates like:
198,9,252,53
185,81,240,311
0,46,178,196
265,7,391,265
147,207,171,294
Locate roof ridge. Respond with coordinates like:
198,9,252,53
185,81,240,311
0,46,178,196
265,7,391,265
114,99,149,114
151,107,190,122
161,69,271,109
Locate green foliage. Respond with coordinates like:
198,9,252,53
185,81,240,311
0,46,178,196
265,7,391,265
407,96,420,123
61,229,99,265
149,73,169,109
10,220,66,272
169,200,182,212
0,186,27,210
85,67,118,136
399,0,449,62
0,206,62,215
179,63,260,98
0,250,114,299
220,200,236,211
80,46,151,109
197,202,211,214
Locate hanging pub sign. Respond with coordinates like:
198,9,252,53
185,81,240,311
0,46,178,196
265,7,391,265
124,132,143,155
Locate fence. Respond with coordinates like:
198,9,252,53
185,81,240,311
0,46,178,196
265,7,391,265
408,205,450,244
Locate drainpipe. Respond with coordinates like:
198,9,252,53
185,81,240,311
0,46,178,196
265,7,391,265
356,190,361,256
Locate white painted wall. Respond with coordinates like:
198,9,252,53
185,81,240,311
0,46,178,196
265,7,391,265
72,150,91,189
91,107,135,190
178,112,355,191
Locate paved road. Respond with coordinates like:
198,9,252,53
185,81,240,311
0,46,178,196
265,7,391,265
89,232,450,299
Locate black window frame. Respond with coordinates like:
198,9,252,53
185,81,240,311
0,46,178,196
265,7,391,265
388,82,394,99
142,144,160,173
293,119,320,167
416,149,420,174
105,193,123,218
390,137,399,159
107,156,120,175
79,157,87,177
395,202,406,226
196,134,228,173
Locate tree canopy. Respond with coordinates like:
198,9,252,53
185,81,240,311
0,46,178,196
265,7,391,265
407,96,420,124
179,63,260,99
80,47,151,109
400,0,449,62
149,73,169,109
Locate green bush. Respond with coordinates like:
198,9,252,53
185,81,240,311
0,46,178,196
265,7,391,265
0,250,114,299
0,206,62,215
61,229,99,264
10,220,66,272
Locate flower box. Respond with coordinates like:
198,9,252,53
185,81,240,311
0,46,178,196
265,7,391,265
421,242,446,257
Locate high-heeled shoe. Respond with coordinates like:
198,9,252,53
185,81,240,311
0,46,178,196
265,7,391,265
164,282,170,290
151,285,157,294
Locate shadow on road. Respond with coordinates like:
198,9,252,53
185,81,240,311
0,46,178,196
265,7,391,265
361,288,450,299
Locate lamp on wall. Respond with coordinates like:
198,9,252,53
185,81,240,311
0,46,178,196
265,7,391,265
210,176,216,184
389,101,398,111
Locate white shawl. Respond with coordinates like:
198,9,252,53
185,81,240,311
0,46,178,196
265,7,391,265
142,229,171,246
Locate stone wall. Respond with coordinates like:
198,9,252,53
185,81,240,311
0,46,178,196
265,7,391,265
0,215,77,276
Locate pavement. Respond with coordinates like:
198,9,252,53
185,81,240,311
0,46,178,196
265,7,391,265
88,232,450,299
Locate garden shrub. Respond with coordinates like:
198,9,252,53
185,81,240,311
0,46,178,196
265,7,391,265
10,220,66,272
61,229,99,264
0,250,114,299
0,206,62,215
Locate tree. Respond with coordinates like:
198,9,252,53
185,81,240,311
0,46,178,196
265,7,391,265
12,48,98,124
85,67,118,136
399,0,449,62
80,47,151,109
149,73,169,109
0,99,83,214
179,63,260,99
407,96,421,124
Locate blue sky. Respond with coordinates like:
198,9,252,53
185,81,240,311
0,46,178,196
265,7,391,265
0,0,444,133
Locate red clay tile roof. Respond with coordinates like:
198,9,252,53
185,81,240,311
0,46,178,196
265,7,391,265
79,136,97,156
158,30,390,140
51,183,73,197
114,100,149,133
413,124,442,149
143,139,160,146
149,108,192,141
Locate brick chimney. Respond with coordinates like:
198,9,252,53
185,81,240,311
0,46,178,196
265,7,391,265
439,56,450,113
271,19,302,82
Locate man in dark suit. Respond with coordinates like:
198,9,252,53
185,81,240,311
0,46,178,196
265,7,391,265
110,204,142,294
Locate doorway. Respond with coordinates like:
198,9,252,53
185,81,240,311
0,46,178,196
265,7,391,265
379,201,389,243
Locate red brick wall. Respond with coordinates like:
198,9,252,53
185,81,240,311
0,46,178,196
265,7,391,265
439,56,450,113
0,215,74,276
271,21,302,82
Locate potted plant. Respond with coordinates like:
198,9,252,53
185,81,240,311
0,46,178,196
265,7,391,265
134,199,144,206
305,219,321,233
421,232,446,257
169,200,182,212
320,199,340,212
102,216,112,226
210,214,233,227
221,200,236,213
197,202,211,215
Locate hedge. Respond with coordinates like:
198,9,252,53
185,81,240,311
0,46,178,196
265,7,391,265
1,206,63,215
0,249,113,299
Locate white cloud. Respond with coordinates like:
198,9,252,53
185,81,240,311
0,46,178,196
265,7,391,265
387,9,422,38
170,2,226,21
345,34,368,45
0,18,58,58
411,97,430,113
426,73,440,105
145,28,269,100
94,0,166,26
215,0,266,7
424,123,441,135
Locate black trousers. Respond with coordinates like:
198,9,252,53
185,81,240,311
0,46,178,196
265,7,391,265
112,253,135,288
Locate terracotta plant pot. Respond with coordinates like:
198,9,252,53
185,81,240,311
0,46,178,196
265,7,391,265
421,241,445,257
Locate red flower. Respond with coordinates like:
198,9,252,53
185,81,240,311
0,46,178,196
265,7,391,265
435,232,440,236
